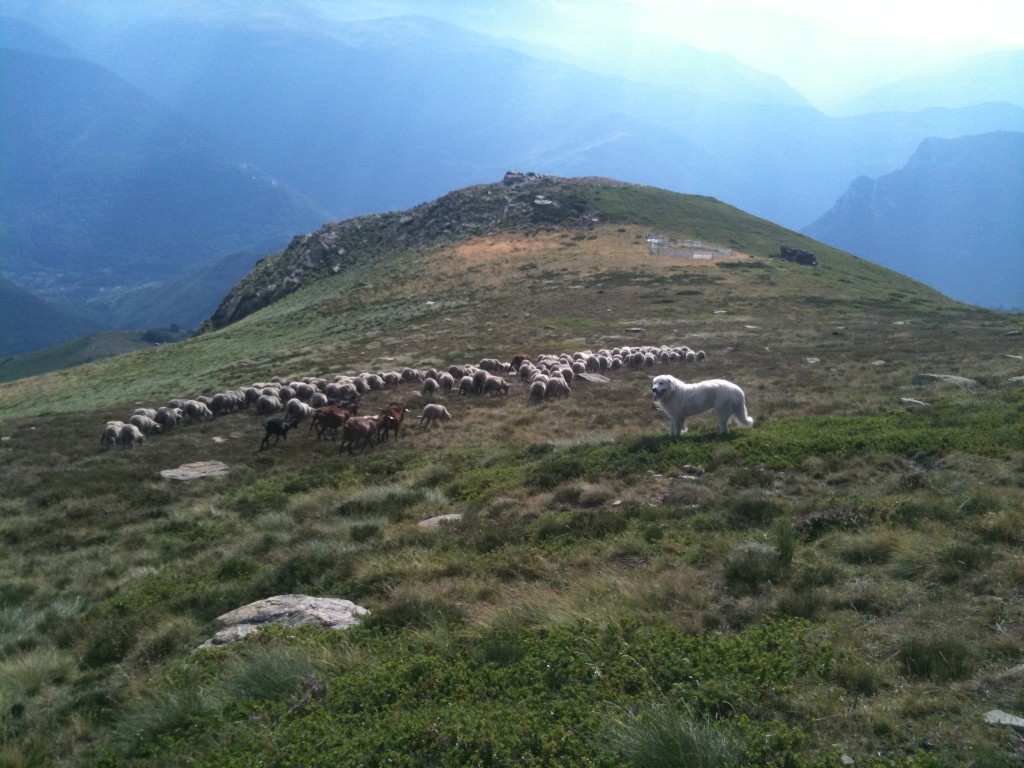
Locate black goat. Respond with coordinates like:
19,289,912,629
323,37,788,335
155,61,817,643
260,418,298,450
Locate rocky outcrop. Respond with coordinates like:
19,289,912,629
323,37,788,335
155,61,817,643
195,594,369,650
201,173,605,331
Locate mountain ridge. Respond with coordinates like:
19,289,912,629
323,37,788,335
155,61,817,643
0,44,330,308
834,49,1024,115
804,131,1024,310
1,175,956,398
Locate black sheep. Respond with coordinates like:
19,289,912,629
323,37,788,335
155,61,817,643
260,418,298,450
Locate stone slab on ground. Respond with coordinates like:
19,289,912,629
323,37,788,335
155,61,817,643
417,513,463,529
160,460,230,480
984,709,1024,729
912,373,980,389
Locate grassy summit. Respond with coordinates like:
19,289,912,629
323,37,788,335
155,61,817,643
0,178,1022,766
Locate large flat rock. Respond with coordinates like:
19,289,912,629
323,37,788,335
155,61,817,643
196,594,369,650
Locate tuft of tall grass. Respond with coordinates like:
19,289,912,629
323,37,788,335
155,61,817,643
0,647,76,704
607,702,742,768
726,492,784,529
722,542,782,595
129,615,204,664
897,634,975,681
362,597,465,633
829,657,887,696
234,539,363,599
834,531,895,566
774,588,823,620
111,667,219,757
220,645,322,701
770,517,796,569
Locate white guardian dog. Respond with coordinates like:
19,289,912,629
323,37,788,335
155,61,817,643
651,375,754,436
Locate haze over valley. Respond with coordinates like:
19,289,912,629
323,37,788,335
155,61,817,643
1,1,1022,359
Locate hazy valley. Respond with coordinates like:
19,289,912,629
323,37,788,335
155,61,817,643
1,5,1022,362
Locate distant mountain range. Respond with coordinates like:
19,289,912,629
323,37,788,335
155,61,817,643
834,50,1024,115
0,44,329,286
71,13,1023,230
0,7,1021,360
0,32,329,347
804,131,1024,310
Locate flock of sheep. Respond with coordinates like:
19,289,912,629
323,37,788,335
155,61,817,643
100,343,706,452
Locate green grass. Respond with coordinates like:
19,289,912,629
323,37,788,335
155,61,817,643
0,179,1022,766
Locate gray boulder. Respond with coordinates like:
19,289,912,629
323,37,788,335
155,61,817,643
196,594,369,650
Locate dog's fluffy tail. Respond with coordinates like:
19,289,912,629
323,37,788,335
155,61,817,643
739,404,754,427
737,400,754,428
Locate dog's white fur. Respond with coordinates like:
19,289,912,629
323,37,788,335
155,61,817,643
651,375,754,436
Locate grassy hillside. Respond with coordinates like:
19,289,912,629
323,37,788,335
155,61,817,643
0,180,1022,767
0,328,192,385
0,277,100,358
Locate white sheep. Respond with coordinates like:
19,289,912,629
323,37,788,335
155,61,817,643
284,398,314,422
117,423,145,448
528,380,546,405
255,394,283,416
183,399,213,422
419,403,451,428
437,372,455,395
129,413,162,435
458,375,476,396
471,369,489,394
545,377,571,400
481,375,509,395
100,420,124,449
155,406,183,430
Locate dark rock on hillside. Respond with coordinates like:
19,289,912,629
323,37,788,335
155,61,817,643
203,173,608,330
777,245,817,266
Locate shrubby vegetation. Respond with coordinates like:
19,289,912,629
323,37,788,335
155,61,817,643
0,183,1022,765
